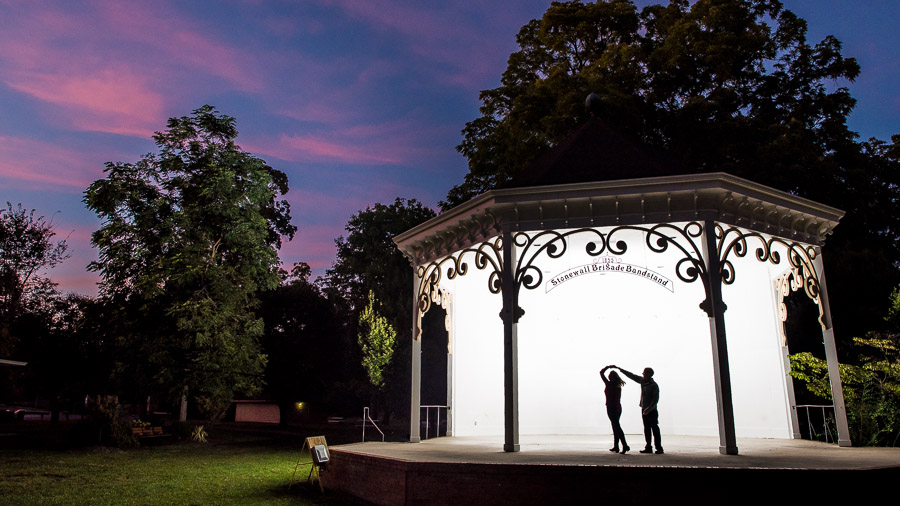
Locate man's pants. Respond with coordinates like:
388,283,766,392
642,409,662,450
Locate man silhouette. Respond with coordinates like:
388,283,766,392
618,366,663,454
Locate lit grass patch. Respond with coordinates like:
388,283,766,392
0,441,337,505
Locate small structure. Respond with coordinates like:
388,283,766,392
394,117,849,455
233,400,280,424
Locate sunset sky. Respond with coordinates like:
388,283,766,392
1,0,897,296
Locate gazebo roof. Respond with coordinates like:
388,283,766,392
505,116,673,188
395,172,844,265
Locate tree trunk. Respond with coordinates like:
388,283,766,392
179,386,188,422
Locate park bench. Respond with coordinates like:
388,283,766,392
14,409,50,421
131,426,172,443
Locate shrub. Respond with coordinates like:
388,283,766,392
789,287,900,446
85,395,138,448
191,425,208,443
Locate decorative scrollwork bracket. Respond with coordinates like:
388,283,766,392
511,222,711,315
414,237,503,340
412,222,826,335
717,224,825,329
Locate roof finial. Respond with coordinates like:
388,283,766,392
585,92,602,116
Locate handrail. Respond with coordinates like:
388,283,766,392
420,405,449,440
362,407,385,442
796,404,835,443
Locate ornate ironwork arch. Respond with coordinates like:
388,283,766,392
514,223,709,291
414,222,827,330
512,222,711,313
716,225,825,329
415,285,454,351
414,237,503,341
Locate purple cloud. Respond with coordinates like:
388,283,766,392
245,114,448,166
0,136,106,190
0,0,268,138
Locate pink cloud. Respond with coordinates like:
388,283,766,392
159,29,265,93
51,231,101,297
287,188,376,219
5,70,165,137
276,223,341,277
281,134,404,165
52,268,100,298
7,216,102,297
95,0,266,92
280,224,339,256
276,179,441,275
275,100,359,127
55,223,96,244
266,56,404,127
287,180,436,218
0,1,266,137
246,113,448,166
324,0,465,44
243,134,390,166
0,136,106,190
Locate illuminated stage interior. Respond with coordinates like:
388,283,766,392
441,226,798,440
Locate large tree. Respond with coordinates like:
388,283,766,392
445,0,900,342
446,0,864,204
84,106,296,420
324,198,436,419
326,198,436,325
0,202,69,358
258,263,365,419
13,293,106,422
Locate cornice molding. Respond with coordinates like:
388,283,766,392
395,173,844,265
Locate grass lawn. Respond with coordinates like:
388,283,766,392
0,425,353,505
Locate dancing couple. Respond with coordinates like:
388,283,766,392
600,365,663,455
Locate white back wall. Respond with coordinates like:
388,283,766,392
720,240,796,439
515,227,716,436
444,261,505,436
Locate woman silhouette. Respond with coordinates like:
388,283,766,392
600,365,629,454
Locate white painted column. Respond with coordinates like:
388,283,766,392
812,247,852,446
701,220,739,455
409,272,422,443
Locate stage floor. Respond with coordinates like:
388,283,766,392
321,434,900,506
332,434,900,470
321,435,899,505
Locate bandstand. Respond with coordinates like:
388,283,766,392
394,172,850,455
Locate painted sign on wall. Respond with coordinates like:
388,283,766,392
545,256,674,293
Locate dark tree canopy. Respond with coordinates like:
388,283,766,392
445,0,900,343
0,202,69,358
11,294,107,421
324,197,436,418
258,263,366,419
84,105,296,419
326,198,436,325
446,0,864,206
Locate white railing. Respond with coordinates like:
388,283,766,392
420,405,448,440
361,407,385,442
796,404,835,443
